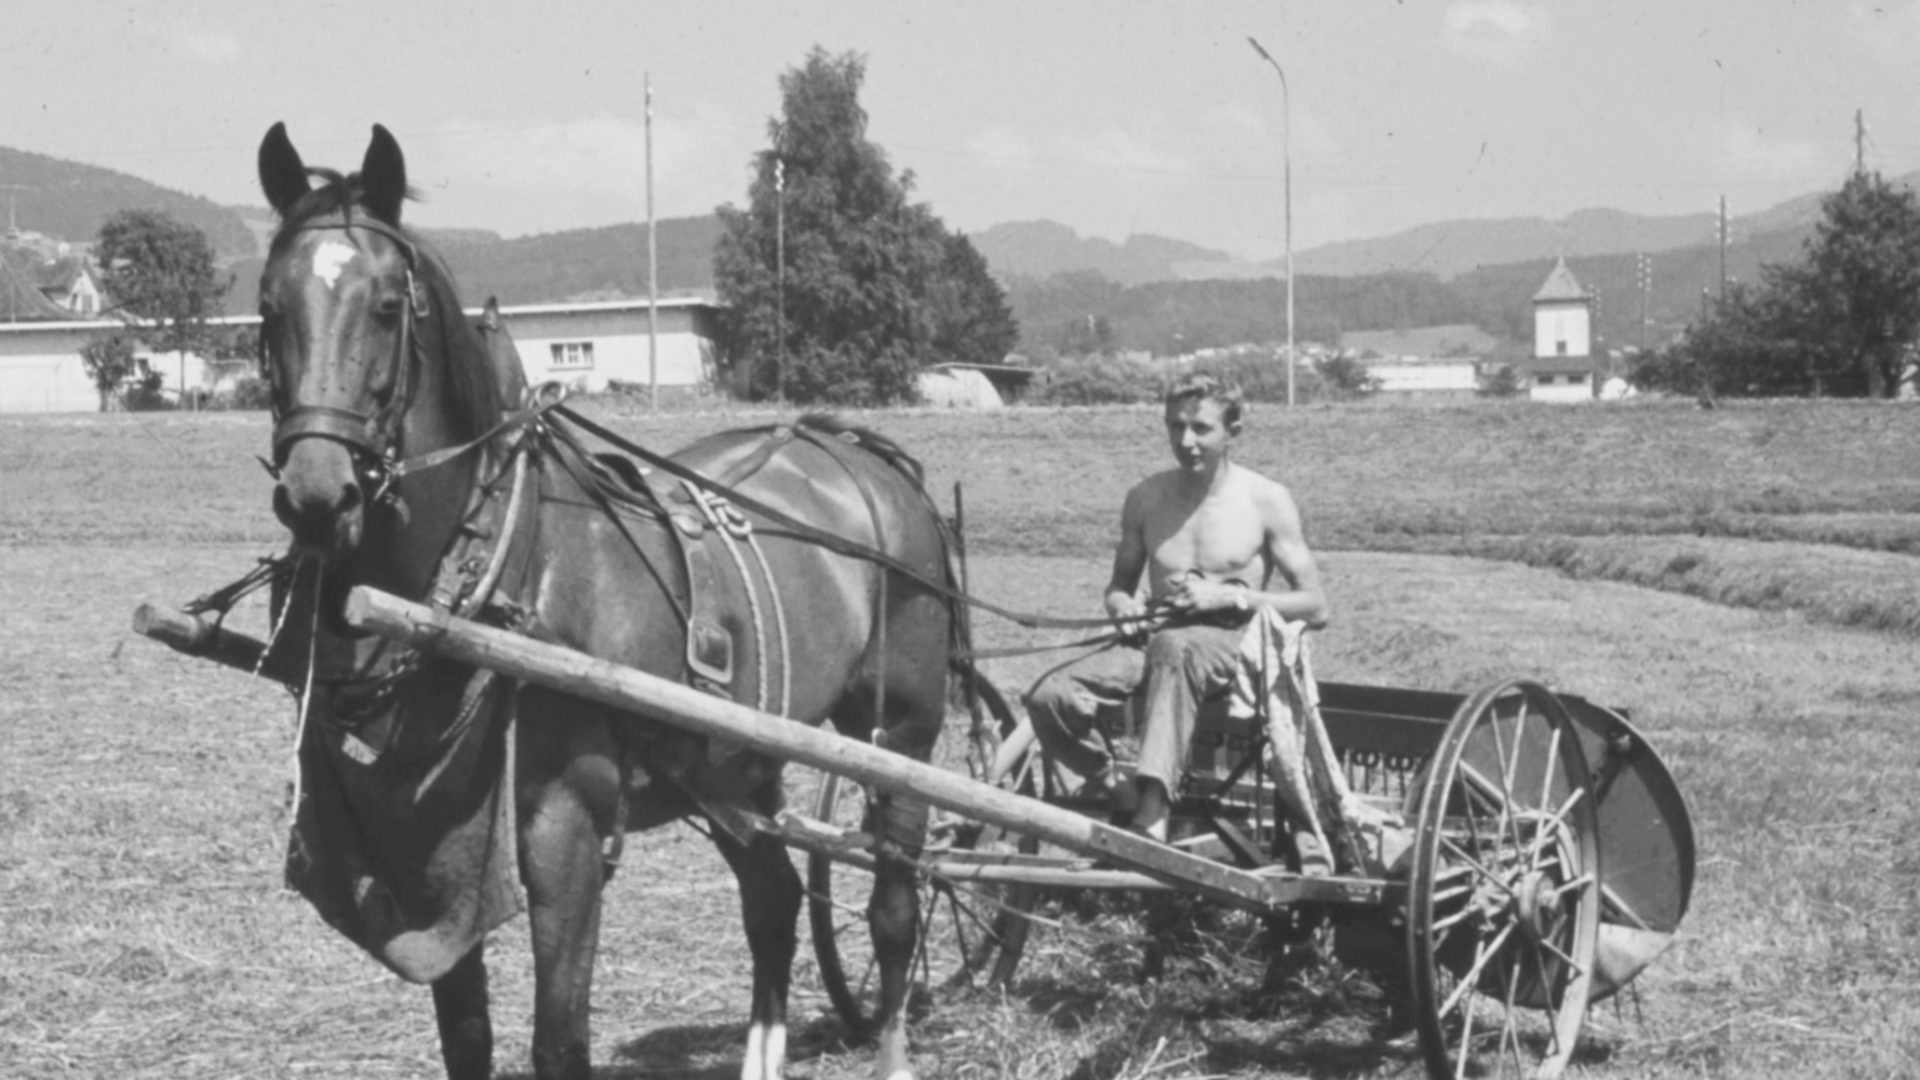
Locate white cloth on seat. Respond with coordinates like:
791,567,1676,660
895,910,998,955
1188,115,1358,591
1228,609,1398,873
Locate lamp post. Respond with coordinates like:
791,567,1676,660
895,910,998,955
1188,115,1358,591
1248,36,1293,408
774,147,786,405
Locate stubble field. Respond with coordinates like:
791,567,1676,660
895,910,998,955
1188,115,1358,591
2,397,1917,1079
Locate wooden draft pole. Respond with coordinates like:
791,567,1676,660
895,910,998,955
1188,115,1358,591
340,585,1350,909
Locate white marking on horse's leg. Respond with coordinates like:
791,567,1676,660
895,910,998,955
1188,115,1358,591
882,1070,915,1080
311,240,357,289
740,1021,786,1080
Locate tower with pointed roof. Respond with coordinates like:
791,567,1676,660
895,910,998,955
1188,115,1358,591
1527,256,1595,401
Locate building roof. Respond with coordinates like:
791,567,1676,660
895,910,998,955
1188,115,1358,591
1340,323,1500,359
33,256,92,294
1532,256,1589,304
0,250,80,322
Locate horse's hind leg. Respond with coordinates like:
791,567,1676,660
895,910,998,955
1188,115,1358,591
866,790,932,1080
709,794,804,1080
431,943,492,1080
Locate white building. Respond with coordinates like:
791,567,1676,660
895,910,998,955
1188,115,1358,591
1527,257,1597,403
1366,361,1479,398
0,296,727,413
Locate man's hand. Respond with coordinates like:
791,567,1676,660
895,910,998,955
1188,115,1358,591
1106,592,1153,644
1166,575,1249,615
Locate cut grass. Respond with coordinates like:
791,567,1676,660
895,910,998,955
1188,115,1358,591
8,398,1920,1078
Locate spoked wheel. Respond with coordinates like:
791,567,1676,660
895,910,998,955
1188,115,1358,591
805,670,1027,1038
1406,680,1602,1080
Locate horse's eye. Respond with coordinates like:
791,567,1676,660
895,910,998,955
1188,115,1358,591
374,293,405,319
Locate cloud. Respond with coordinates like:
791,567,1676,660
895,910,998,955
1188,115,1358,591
1846,1,1920,67
417,109,758,233
1713,115,1823,181
1441,1,1551,68
966,124,1039,180
182,29,243,64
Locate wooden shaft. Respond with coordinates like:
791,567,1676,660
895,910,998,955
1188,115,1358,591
132,603,299,686
343,584,1289,910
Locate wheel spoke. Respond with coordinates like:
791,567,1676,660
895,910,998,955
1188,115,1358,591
1552,873,1596,900
1439,920,1517,1018
1440,836,1520,902
1527,787,1588,869
1537,722,1563,812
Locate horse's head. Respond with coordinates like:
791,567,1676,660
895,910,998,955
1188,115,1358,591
256,122,439,560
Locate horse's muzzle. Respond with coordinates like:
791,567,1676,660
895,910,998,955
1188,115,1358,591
274,438,365,558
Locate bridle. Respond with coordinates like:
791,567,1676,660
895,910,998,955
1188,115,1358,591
263,214,431,504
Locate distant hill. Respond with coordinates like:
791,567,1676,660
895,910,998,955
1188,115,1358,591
980,173,1920,287
0,146,257,258
1289,207,1723,280
430,217,721,308
972,221,1252,286
219,217,719,315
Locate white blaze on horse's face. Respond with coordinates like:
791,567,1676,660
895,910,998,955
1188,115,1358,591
310,240,358,291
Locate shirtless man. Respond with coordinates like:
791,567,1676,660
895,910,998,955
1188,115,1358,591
1024,374,1330,840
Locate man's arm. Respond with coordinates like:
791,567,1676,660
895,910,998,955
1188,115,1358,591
1103,482,1150,622
1250,481,1330,628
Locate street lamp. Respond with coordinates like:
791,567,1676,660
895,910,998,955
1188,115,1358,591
1248,35,1293,408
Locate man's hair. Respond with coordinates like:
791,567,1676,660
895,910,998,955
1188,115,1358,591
1165,373,1246,427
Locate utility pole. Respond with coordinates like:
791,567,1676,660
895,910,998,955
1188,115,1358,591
646,74,658,410
1637,253,1651,352
1718,195,1729,300
1248,36,1294,408
1856,109,1868,176
774,150,786,405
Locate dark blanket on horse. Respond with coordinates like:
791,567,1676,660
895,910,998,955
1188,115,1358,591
284,659,523,984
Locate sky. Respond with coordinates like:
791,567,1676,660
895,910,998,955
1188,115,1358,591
6,0,1920,260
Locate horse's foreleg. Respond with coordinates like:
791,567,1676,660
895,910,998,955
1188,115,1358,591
519,726,620,1080
711,820,803,1080
430,943,492,1080
867,792,930,1080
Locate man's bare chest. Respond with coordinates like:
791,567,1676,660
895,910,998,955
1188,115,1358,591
1144,501,1265,575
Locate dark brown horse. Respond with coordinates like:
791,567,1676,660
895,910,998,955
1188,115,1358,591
256,122,954,1080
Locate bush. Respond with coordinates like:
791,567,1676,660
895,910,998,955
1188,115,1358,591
1027,354,1163,406
1028,348,1337,408
211,376,274,411
120,374,172,412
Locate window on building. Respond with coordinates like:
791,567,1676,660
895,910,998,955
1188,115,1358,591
550,341,595,369
1556,340,1568,355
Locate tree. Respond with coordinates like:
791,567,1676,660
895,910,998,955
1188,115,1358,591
927,232,1019,367
95,210,232,406
1782,171,1920,396
1658,171,1920,398
1314,353,1378,399
79,331,162,411
714,48,1016,404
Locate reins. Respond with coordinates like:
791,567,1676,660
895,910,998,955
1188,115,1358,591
541,403,1128,637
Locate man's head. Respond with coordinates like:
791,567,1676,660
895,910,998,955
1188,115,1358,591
1163,374,1244,476
1164,373,1245,429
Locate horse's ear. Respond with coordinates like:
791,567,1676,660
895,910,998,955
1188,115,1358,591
361,124,408,225
258,122,309,217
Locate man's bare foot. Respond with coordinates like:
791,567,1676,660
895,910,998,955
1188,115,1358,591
1133,778,1170,841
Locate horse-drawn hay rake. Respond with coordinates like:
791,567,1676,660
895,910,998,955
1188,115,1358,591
139,582,1692,1080
135,121,1694,1080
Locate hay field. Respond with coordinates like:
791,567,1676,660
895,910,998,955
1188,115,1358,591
3,398,1917,1079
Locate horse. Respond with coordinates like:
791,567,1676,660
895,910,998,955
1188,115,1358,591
254,121,956,1080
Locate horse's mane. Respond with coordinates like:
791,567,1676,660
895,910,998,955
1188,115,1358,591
268,169,506,444
794,413,925,486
